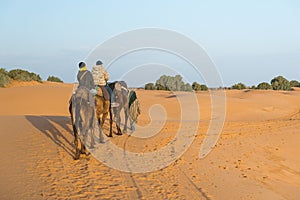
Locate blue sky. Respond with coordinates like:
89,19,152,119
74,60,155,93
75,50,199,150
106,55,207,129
0,0,299,87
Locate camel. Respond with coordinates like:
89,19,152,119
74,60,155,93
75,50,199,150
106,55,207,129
94,87,114,137
95,81,140,136
69,86,96,160
69,82,140,159
110,81,130,135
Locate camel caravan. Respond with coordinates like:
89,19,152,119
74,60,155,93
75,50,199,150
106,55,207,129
69,61,141,160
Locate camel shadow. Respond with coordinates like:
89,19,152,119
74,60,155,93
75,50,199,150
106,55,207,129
25,115,74,157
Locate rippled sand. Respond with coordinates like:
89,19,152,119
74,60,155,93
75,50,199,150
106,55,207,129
0,82,299,199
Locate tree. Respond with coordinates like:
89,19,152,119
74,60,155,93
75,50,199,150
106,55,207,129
155,75,168,90
290,80,300,87
181,83,193,92
231,83,246,90
145,83,155,90
271,76,291,91
155,74,184,91
165,76,176,91
174,75,184,91
256,82,272,90
47,76,63,83
155,83,167,90
151,75,208,92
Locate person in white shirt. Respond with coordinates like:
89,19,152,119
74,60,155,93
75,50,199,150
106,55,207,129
92,60,119,107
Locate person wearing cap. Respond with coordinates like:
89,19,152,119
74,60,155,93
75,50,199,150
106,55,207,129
77,62,96,91
92,60,108,87
92,60,119,107
77,62,97,106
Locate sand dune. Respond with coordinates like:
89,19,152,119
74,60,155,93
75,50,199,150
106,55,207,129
0,83,299,199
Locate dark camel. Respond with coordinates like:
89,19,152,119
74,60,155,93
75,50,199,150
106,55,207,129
69,86,96,160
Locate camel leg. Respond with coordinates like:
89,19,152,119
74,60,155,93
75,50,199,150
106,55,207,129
98,117,101,127
101,112,108,128
70,100,81,160
115,109,122,135
123,106,129,133
108,106,113,137
90,129,95,149
81,134,87,153
130,118,135,131
71,124,81,160
82,143,90,156
89,111,96,148
74,135,80,160
80,123,90,155
116,124,122,135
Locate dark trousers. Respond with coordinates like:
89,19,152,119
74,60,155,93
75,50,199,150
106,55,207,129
99,86,110,101
105,85,115,103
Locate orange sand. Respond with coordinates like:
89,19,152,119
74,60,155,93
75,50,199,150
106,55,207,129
0,82,299,199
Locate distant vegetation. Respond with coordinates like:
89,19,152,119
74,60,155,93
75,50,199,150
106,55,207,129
145,75,206,92
146,74,299,92
231,83,247,90
47,76,63,83
0,68,10,87
8,69,42,82
192,82,208,91
270,76,292,91
0,68,43,87
231,75,299,91
145,83,156,90
1,67,299,92
0,67,66,87
256,82,272,90
155,75,193,91
290,80,300,87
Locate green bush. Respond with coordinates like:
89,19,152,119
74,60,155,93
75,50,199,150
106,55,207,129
47,76,63,83
256,82,272,90
145,83,155,90
181,83,193,92
0,68,9,75
290,80,300,87
193,82,209,91
271,76,291,91
200,84,208,91
192,82,201,91
8,69,42,82
231,83,246,90
0,69,10,87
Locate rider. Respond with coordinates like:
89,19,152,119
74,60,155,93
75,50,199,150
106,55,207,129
77,62,95,89
77,61,97,106
92,60,119,107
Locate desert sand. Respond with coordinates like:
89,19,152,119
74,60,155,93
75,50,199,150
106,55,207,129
0,82,299,199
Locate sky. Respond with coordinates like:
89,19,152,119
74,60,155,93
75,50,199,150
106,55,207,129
0,0,299,87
